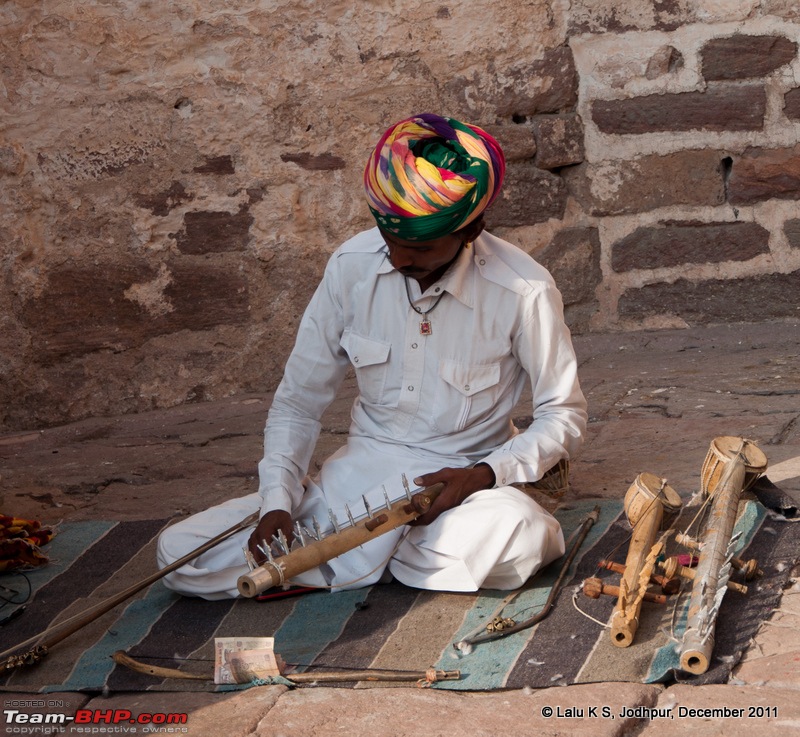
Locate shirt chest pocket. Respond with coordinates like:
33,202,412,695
432,359,502,433
340,331,392,405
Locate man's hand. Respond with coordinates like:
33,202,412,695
409,463,496,526
247,510,294,564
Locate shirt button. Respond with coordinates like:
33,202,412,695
411,343,418,349
354,357,359,363
434,287,441,293
479,259,486,266
408,385,414,392
464,384,470,391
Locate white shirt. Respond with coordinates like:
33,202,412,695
258,227,587,516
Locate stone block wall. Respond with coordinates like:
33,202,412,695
568,5,800,331
1,1,798,430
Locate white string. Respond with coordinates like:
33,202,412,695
262,560,286,587
679,490,714,541
571,586,611,629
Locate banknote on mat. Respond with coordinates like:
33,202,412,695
214,637,283,684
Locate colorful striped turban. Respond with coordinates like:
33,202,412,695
364,113,506,241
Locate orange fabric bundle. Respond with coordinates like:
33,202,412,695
0,515,54,571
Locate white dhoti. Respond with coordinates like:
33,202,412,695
157,437,565,599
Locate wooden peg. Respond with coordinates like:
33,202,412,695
582,577,669,605
675,533,762,579
660,557,748,594
599,559,681,595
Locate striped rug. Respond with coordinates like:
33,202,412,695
0,494,794,693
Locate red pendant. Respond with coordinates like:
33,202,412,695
420,319,432,336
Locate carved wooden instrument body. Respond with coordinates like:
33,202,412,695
679,439,763,674
700,435,768,497
237,483,443,597
610,473,682,647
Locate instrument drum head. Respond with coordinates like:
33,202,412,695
624,472,682,527
700,436,768,497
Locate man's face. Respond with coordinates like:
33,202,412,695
380,229,466,284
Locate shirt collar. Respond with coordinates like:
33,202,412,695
438,243,474,308
377,242,475,309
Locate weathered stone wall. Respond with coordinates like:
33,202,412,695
568,2,800,332
1,1,798,430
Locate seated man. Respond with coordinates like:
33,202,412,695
157,113,587,598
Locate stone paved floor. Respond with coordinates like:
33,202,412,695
1,320,799,736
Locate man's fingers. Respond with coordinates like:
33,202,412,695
413,474,436,489
409,494,449,527
247,510,293,564
410,511,433,526
248,528,271,564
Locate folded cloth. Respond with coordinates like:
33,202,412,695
0,515,54,571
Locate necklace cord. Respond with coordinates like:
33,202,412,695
403,277,446,317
